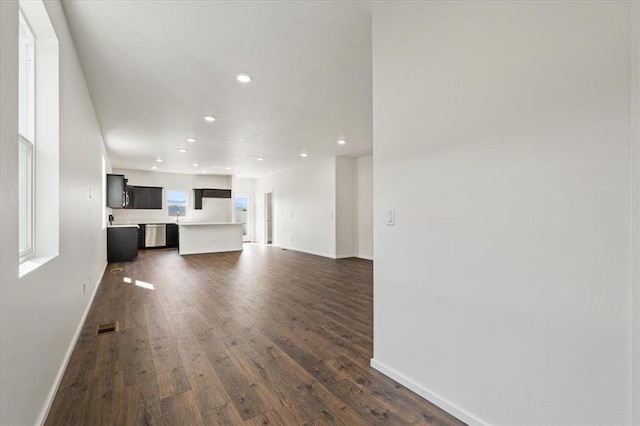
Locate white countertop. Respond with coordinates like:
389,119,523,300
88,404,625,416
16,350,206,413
108,224,140,228
178,222,244,226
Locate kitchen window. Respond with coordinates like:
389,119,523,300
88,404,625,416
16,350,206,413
167,190,187,217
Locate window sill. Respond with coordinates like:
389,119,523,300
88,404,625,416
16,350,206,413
19,255,56,278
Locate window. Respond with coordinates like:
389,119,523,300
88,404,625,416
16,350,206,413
167,190,187,217
18,0,59,276
18,11,35,262
101,155,106,229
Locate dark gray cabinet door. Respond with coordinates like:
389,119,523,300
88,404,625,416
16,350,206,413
107,174,126,208
166,224,178,247
131,186,163,209
148,187,163,209
138,224,146,249
107,227,138,262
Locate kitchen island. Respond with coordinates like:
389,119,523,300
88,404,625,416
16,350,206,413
178,222,244,255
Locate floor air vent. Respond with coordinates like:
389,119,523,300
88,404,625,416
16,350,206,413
95,322,119,336
110,267,123,273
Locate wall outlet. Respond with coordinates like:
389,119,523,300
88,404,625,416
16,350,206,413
386,208,395,226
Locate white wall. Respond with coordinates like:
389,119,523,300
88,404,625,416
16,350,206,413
0,1,110,424
631,2,640,423
111,168,232,224
254,158,336,258
372,1,633,424
356,155,373,260
336,157,357,258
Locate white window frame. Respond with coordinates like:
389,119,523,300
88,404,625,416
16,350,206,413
18,0,59,277
18,10,35,263
166,190,188,217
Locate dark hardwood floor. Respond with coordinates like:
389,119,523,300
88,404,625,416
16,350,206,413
45,244,464,425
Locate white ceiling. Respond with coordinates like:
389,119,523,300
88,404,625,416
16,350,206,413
61,0,373,178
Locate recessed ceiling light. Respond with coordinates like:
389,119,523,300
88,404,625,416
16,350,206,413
156,158,163,162
193,163,198,167
257,157,264,161
300,152,308,157
337,139,346,145
204,115,216,122
202,170,207,173
186,137,197,143
225,167,231,170
151,165,158,170
178,148,187,153
236,73,252,83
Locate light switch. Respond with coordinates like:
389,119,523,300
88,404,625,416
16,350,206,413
386,208,395,226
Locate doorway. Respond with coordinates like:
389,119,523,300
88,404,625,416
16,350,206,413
234,195,251,242
264,192,273,244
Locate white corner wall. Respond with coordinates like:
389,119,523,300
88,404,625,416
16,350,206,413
336,157,357,258
356,155,373,260
0,1,110,424
254,158,337,258
372,1,633,424
111,168,232,223
631,2,640,423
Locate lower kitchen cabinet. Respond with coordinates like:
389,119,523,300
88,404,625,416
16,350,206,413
166,223,179,248
107,226,139,262
138,224,146,249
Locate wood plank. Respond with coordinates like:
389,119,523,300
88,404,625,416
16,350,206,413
161,390,205,426
201,403,245,425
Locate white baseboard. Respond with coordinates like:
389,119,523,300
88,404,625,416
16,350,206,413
370,358,487,426
271,245,370,261
358,255,373,261
271,244,334,259
335,253,358,259
37,262,107,426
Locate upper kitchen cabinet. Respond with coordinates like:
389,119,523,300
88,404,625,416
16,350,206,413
131,186,163,209
193,188,232,209
106,174,129,208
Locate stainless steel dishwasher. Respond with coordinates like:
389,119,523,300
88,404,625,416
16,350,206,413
145,224,166,248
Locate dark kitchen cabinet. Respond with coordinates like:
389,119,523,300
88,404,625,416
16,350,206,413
166,224,179,248
124,185,135,209
131,186,163,209
137,224,146,249
193,188,231,210
194,189,204,209
107,227,138,262
106,174,129,208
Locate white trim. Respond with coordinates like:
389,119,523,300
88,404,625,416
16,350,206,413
270,244,335,259
357,255,373,261
36,262,108,426
370,358,487,426
630,1,640,423
18,135,34,262
335,253,358,259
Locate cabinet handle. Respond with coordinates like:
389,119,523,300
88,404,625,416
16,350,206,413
126,192,130,206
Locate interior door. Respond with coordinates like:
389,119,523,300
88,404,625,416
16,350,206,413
264,192,273,244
